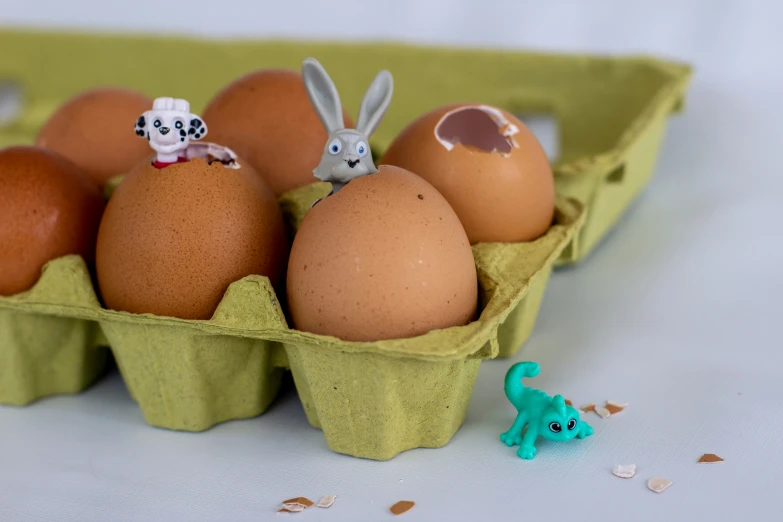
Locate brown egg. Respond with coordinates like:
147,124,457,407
287,165,478,342
36,87,153,185
381,104,555,244
0,146,105,296
202,69,354,196
96,157,289,320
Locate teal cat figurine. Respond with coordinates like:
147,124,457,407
500,362,594,460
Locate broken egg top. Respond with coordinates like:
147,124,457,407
381,104,555,244
434,105,519,155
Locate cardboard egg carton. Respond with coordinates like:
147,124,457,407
0,181,584,460
0,29,690,459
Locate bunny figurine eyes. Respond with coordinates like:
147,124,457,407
302,57,393,195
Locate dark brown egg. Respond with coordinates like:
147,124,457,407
381,104,555,243
202,69,354,196
0,146,105,296
287,165,478,342
36,87,153,185
96,157,289,320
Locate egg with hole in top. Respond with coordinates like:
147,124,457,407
287,165,478,342
36,87,154,186
202,69,354,196
96,156,289,320
0,146,105,296
381,104,555,244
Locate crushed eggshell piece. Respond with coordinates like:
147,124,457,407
283,497,314,508
605,403,625,415
317,495,336,508
277,509,291,514
698,453,724,463
390,501,415,515
612,464,637,479
581,404,596,413
281,503,305,513
607,400,629,407
647,477,673,493
564,399,573,406
594,406,611,419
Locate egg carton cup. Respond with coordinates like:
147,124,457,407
0,30,691,264
0,265,108,406
0,178,584,459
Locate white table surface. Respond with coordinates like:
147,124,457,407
1,1,780,520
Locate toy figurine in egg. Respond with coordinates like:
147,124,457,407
302,57,393,195
501,362,593,460
134,97,209,168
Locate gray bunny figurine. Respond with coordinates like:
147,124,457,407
302,57,393,196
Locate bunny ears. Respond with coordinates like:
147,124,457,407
302,57,393,138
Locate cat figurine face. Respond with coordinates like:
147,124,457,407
539,395,586,443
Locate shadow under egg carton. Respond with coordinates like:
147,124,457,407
0,179,584,460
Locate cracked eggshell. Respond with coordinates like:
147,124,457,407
381,104,555,244
96,156,289,320
202,69,354,196
36,87,154,186
0,146,105,296
287,165,478,342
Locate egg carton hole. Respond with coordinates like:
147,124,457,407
0,80,22,127
515,112,561,163
606,164,626,184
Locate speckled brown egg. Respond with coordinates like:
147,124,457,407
36,87,153,185
0,146,105,296
96,157,289,320
381,104,555,244
202,69,354,196
287,165,478,342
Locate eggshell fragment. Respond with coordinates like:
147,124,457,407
0,146,104,296
647,477,673,493
283,497,313,508
381,104,555,244
594,406,611,419
202,69,354,196
390,501,415,515
317,495,336,508
612,464,637,479
96,157,288,320
698,453,724,463
36,87,153,185
287,165,478,342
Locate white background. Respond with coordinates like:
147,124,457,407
0,1,780,521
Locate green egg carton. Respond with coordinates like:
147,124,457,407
0,30,691,263
0,262,108,406
0,28,685,458
0,179,584,459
